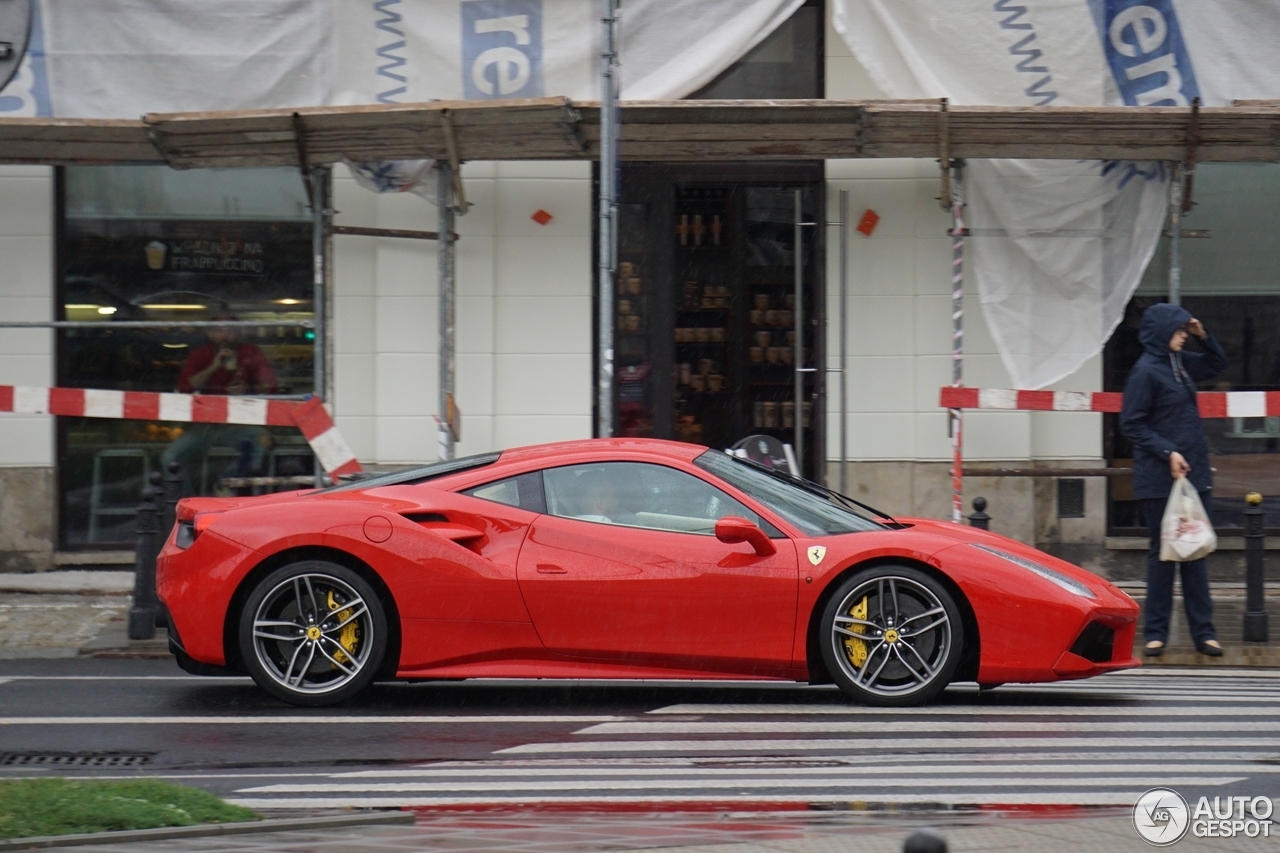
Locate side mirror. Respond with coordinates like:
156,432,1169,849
715,516,776,556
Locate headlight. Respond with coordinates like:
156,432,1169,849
972,544,1096,599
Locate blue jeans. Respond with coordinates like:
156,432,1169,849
1140,493,1217,645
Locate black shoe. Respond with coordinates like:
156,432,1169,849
1196,640,1224,657
1144,641,1165,657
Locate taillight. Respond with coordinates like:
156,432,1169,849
176,512,224,550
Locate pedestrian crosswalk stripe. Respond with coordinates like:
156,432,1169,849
0,715,628,726
499,736,1280,753
650,696,1280,712
330,756,1280,777
237,775,1247,794
217,672,1280,811
220,792,1235,809
576,719,1280,734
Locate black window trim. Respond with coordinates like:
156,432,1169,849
461,469,546,514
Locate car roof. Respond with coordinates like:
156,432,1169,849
496,437,706,466
426,438,709,491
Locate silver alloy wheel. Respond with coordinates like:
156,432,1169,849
828,575,953,698
250,573,375,695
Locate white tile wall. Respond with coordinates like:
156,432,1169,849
330,161,592,465
0,168,53,467
827,161,1103,464
0,416,53,466
455,353,495,417
0,172,52,237
493,353,590,416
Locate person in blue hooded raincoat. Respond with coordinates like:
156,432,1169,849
1120,302,1227,657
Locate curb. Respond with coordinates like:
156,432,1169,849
0,810,414,850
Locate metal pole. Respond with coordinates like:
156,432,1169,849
838,189,849,495
596,0,618,438
949,162,966,523
794,189,805,476
438,163,457,461
310,165,328,488
1244,491,1269,642
1168,163,1183,306
127,485,159,640
0,320,314,329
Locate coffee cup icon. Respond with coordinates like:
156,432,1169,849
144,240,166,270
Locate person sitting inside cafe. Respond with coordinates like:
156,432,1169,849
166,317,280,495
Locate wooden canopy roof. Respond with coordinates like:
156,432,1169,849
1,97,1278,167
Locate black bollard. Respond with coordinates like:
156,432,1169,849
127,485,160,640
903,829,948,853
1243,491,1268,643
162,461,182,538
968,496,990,530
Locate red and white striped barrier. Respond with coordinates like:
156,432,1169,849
940,386,1280,418
0,385,361,477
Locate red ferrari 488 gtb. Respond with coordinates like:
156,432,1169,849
157,439,1139,707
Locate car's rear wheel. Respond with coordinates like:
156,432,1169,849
820,565,963,706
238,561,386,707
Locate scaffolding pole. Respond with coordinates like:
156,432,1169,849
438,163,457,461
309,165,330,487
838,189,849,495
596,0,618,438
1168,163,1183,306
948,162,966,523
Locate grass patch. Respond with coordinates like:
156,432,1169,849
0,778,259,839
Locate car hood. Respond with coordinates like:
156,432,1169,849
883,516,1128,600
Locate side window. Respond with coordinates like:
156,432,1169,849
463,471,546,513
542,462,764,535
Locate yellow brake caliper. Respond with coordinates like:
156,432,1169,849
842,595,869,668
327,590,360,665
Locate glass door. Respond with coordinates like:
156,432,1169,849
607,163,824,478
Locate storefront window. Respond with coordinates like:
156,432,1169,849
1104,163,1280,533
57,166,319,548
601,1,825,476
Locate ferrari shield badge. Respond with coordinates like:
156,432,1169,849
806,545,827,566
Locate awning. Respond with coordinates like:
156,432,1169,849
1,98,1277,167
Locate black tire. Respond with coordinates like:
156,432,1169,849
819,565,964,707
238,560,387,707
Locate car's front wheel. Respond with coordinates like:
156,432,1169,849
238,561,387,706
820,565,964,706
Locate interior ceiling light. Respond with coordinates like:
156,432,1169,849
272,298,306,305
97,306,118,315
64,304,101,310
161,343,190,349
142,304,207,311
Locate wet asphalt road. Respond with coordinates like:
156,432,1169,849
3,658,1280,812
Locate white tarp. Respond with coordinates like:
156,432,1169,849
0,0,800,195
834,0,1280,389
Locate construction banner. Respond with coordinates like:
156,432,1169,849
833,0,1280,389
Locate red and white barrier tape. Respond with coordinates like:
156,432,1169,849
940,386,1280,418
0,385,361,477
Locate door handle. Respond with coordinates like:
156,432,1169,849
535,564,568,574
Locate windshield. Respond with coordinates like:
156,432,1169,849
317,452,501,494
695,451,885,535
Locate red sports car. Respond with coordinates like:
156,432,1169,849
157,438,1140,707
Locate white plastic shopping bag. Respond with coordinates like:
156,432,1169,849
1159,478,1217,562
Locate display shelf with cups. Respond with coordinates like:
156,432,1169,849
610,167,823,476
671,186,734,449
614,201,655,437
